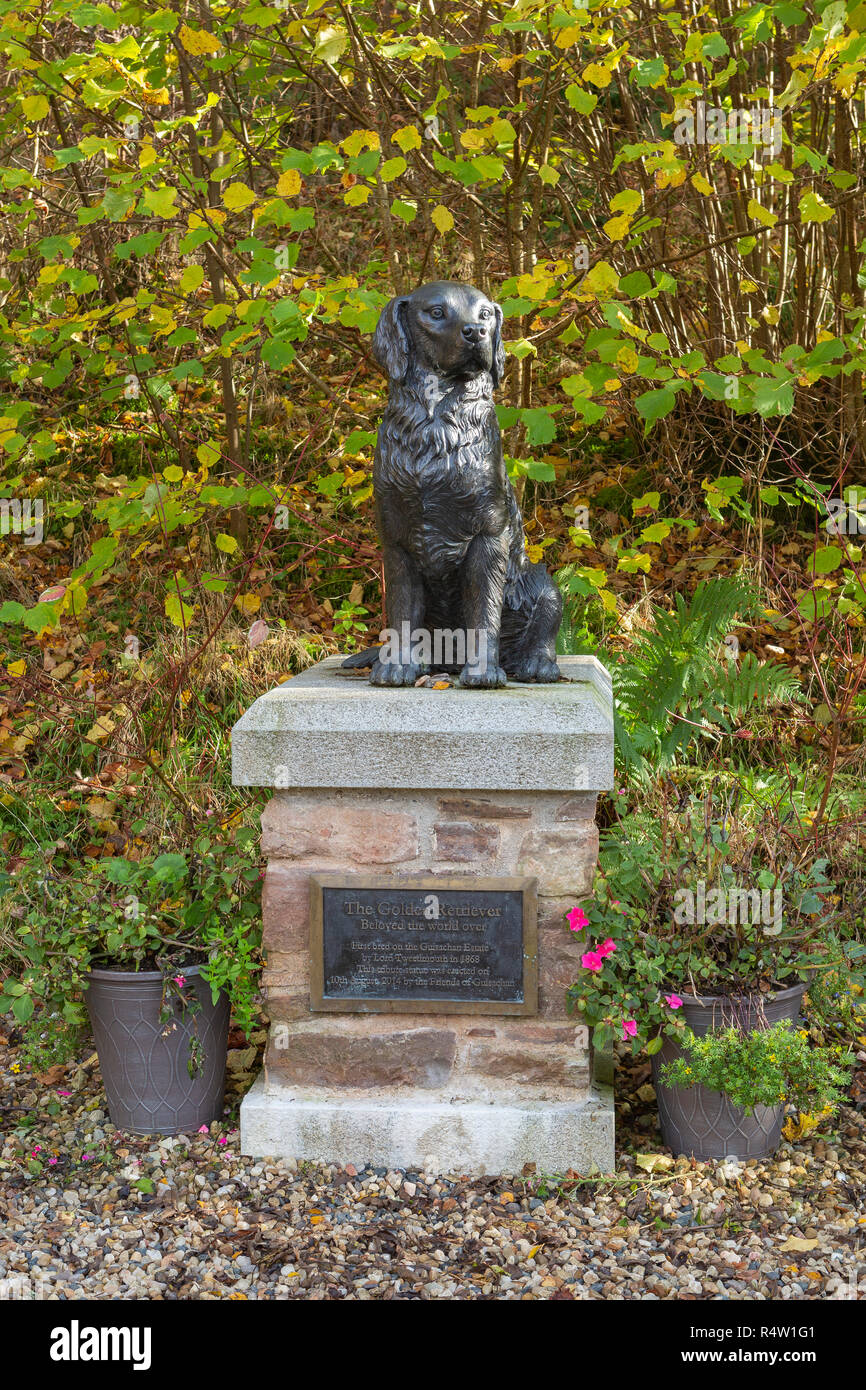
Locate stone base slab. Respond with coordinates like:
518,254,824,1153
240,1074,614,1175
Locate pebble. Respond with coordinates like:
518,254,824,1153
1,1041,863,1301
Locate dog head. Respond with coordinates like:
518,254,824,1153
372,281,506,388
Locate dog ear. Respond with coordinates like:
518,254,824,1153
490,302,506,389
372,296,410,381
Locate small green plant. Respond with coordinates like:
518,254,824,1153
610,576,802,779
661,1020,852,1115
333,599,370,651
565,783,861,1058
0,830,262,1067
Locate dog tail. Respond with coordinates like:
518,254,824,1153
341,646,381,669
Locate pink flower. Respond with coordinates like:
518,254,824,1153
198,1125,209,1134
173,975,186,987
581,951,603,972
31,1146,41,1155
664,993,684,1009
567,906,589,932
622,1018,638,1041
81,1153,91,1162
48,1158,57,1166
218,1136,227,1146
598,938,616,958
57,1089,71,1097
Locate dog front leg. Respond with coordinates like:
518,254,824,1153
459,532,508,688
370,543,427,687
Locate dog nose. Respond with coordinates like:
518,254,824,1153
462,323,487,343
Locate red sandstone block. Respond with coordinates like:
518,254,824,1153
436,797,531,820
516,825,598,897
262,993,310,1023
261,862,313,952
261,797,419,864
433,821,499,863
466,1040,590,1089
261,949,308,992
265,1026,456,1089
555,794,598,821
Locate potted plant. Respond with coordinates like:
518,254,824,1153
566,791,857,1160
0,830,261,1135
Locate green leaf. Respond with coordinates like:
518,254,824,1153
379,157,407,183
391,198,417,223
565,85,597,115
810,545,843,574
618,270,653,298
12,994,34,1024
142,186,178,219
799,191,834,224
165,592,194,628
635,387,677,432
752,378,794,418
521,408,557,446
314,26,348,63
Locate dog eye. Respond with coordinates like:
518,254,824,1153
427,307,445,319
479,308,492,319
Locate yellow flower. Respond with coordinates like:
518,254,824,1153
11,1063,21,1074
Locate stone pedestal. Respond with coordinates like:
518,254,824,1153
231,654,615,1174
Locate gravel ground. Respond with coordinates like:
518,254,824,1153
2,1035,865,1301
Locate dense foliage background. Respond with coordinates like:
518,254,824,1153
0,1,864,1051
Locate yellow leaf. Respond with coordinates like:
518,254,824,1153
392,124,422,152
635,1152,674,1173
234,593,261,616
555,24,584,48
84,715,116,743
747,197,777,228
342,129,380,157
276,168,302,197
215,533,238,554
431,205,454,234
178,23,223,55
691,173,714,196
583,62,611,88
6,660,25,677
603,212,632,242
526,1243,543,1259
222,182,257,213
22,94,49,121
526,544,544,563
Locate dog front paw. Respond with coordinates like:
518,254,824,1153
460,662,507,689
511,654,561,683
370,659,423,687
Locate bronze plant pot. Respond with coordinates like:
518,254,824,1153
84,964,229,1136
651,981,807,1161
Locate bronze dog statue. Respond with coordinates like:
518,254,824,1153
343,280,562,688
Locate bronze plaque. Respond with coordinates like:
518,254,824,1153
310,875,537,1015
